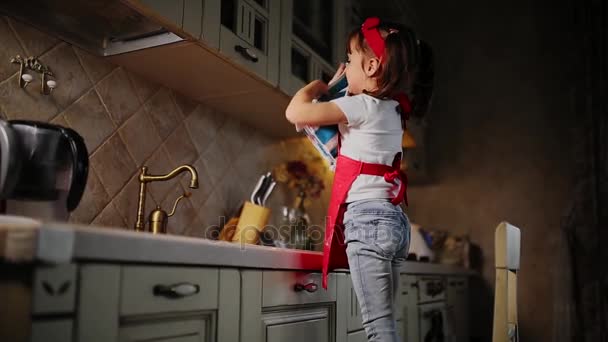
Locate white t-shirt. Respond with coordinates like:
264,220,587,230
331,94,404,203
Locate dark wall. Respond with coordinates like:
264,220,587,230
394,0,578,340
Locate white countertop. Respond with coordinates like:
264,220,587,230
0,216,474,276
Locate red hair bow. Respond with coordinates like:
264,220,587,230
361,17,386,60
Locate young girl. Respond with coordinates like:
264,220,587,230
285,17,414,342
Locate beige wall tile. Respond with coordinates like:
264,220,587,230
198,186,228,240
69,167,110,224
119,107,162,166
0,73,60,121
91,134,136,197
215,168,246,216
41,43,92,110
183,214,205,238
181,157,213,211
199,136,231,186
164,124,198,165
145,88,181,140
216,119,247,160
113,174,156,230
0,16,294,238
50,113,69,127
127,71,159,104
0,17,25,82
92,202,126,229
185,106,226,153
172,91,198,117
73,47,116,84
62,89,115,154
96,68,140,125
7,17,59,57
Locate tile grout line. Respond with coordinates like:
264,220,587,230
6,16,31,57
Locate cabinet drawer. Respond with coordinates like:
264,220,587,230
119,316,212,342
262,271,336,307
347,329,367,342
220,27,268,80
120,266,219,316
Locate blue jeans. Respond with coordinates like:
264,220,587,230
344,199,411,342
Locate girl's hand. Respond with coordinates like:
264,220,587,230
301,80,329,99
328,63,346,86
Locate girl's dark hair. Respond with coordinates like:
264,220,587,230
347,21,415,100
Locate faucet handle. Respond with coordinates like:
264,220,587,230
148,191,191,234
168,192,191,217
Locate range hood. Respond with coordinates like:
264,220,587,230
0,0,183,56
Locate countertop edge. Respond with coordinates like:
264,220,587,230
0,221,476,276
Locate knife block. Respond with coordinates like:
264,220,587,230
231,201,271,245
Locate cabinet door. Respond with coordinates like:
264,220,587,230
346,329,366,342
240,270,337,342
447,276,469,342
140,0,185,28
264,307,333,342
30,320,72,342
202,0,221,48
119,315,214,342
183,0,204,38
398,275,420,342
218,0,278,84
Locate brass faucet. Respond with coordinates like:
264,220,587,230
135,165,199,232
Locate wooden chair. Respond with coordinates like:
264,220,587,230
492,222,521,342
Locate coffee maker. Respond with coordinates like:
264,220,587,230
0,120,88,221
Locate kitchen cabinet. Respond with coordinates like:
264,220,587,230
398,274,420,342
240,270,337,342
5,263,235,342
212,0,281,85
0,223,473,342
336,272,412,342
132,0,223,49
279,0,354,95
139,0,205,40
447,276,469,342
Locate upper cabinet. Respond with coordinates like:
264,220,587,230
279,0,357,95
212,0,281,85
139,0,221,48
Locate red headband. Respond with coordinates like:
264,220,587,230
361,17,412,121
361,17,386,60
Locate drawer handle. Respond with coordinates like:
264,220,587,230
153,283,200,299
294,282,318,293
234,45,259,63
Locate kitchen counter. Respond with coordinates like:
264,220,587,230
0,216,474,276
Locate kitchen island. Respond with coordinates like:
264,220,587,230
0,218,474,342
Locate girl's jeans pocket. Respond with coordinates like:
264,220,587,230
344,200,410,259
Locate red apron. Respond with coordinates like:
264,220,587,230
321,151,408,289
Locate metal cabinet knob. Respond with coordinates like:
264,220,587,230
153,282,200,299
234,45,259,62
294,282,318,293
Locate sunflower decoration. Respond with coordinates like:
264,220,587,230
274,160,325,208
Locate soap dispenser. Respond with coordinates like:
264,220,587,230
147,192,190,234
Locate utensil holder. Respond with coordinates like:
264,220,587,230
231,201,271,244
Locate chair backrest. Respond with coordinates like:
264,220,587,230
492,222,521,342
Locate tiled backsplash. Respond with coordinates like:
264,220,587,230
0,16,331,246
